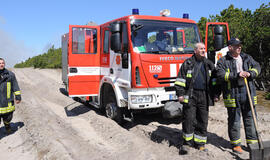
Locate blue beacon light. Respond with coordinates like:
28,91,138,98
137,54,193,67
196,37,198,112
153,74,158,79
183,13,189,19
132,8,139,15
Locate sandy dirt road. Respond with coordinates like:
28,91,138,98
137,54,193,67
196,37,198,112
0,68,269,160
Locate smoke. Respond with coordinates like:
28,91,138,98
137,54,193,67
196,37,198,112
0,29,34,67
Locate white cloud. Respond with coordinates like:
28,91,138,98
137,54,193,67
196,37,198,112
0,29,34,67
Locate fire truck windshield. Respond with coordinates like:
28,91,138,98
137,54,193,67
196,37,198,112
131,20,200,54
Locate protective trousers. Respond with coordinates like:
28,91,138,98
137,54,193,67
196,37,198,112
0,112,13,129
182,90,209,146
227,86,258,146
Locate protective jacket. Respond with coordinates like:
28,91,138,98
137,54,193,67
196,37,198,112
174,55,217,106
0,68,21,115
216,52,260,107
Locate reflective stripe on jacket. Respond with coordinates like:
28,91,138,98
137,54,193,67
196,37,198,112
216,52,260,107
0,69,21,114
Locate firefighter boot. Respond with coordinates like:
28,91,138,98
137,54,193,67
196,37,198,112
179,141,193,155
179,144,191,155
198,145,208,152
4,122,12,134
232,146,243,154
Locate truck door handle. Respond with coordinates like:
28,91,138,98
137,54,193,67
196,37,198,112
69,68,78,73
110,68,113,74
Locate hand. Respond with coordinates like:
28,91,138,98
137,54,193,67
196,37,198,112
178,96,184,103
214,97,219,102
15,100,21,104
239,71,250,78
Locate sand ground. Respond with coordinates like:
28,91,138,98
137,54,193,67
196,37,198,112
0,68,269,160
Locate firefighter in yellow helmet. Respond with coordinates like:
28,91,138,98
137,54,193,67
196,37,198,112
0,58,21,134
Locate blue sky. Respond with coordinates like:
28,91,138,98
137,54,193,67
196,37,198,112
0,0,268,67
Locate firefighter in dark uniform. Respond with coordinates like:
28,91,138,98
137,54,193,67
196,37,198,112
216,38,261,154
175,42,219,154
0,58,21,134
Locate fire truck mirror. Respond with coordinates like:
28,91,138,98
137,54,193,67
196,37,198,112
214,25,223,34
110,22,121,33
214,25,224,51
214,35,224,51
110,22,122,52
111,33,121,52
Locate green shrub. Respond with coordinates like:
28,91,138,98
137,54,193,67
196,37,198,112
266,92,270,100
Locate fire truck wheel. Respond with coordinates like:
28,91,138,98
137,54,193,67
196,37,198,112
105,103,123,124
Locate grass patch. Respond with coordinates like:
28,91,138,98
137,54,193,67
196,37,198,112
266,92,270,100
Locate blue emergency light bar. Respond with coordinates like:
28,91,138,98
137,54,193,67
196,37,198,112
132,8,139,15
183,13,189,19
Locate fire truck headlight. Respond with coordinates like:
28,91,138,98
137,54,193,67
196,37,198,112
131,95,153,104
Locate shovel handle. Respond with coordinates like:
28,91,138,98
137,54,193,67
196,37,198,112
244,78,264,149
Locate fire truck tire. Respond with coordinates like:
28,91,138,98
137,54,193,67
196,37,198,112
105,102,123,124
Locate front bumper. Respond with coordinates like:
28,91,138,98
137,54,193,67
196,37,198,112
127,88,177,109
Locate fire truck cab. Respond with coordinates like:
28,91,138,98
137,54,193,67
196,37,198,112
62,9,229,123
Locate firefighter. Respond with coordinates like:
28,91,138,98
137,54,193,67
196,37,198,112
175,42,218,154
0,58,21,134
155,32,171,50
216,38,261,154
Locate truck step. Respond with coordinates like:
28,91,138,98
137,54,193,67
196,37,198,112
89,102,100,109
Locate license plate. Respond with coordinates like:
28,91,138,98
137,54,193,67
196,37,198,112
169,94,178,100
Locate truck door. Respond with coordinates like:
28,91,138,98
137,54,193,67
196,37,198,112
68,25,100,97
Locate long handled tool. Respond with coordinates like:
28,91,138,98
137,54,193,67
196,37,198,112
244,78,270,160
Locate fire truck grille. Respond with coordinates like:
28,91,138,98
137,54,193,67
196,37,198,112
157,77,176,85
164,86,176,92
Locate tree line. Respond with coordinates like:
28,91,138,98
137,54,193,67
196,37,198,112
197,3,270,82
14,46,61,69
15,3,269,84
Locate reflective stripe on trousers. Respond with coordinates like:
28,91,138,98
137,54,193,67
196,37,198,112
224,96,257,107
183,132,193,141
246,139,258,144
194,134,207,144
230,139,241,145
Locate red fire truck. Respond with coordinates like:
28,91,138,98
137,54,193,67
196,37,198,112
62,9,230,123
